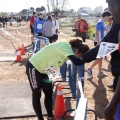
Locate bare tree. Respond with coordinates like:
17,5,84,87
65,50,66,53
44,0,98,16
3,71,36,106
47,0,68,16
30,7,35,12
47,0,50,13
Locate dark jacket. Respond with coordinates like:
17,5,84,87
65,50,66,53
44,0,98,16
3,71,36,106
82,23,120,76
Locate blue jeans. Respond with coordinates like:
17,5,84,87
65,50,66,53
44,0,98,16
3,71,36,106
115,103,120,120
60,63,67,81
60,62,84,98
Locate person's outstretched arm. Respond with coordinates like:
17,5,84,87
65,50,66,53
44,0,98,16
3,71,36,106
82,23,120,63
68,55,84,66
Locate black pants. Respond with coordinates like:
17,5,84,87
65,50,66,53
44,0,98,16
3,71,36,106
75,31,86,42
113,76,119,92
45,36,53,43
26,61,53,120
82,37,86,42
53,34,58,41
37,33,43,36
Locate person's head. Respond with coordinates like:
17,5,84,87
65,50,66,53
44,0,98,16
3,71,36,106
102,11,111,22
38,13,43,18
69,37,90,58
77,14,82,21
33,12,36,16
51,14,56,20
47,15,52,21
108,17,113,25
106,0,120,24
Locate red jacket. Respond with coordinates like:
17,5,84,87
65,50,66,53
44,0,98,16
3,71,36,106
30,16,34,27
74,19,89,33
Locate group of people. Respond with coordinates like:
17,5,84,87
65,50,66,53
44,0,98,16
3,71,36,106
26,0,120,119
0,16,23,27
0,16,10,27
29,12,59,44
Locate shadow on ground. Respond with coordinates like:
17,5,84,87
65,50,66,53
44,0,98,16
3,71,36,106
88,78,109,119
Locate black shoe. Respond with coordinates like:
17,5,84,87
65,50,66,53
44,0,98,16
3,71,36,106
107,84,113,89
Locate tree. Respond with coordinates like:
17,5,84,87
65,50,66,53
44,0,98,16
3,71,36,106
41,6,46,12
70,9,74,13
47,0,68,16
0,12,7,16
104,8,109,11
36,7,41,13
30,7,34,12
22,9,27,14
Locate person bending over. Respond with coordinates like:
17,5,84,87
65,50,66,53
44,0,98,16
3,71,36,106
26,37,89,120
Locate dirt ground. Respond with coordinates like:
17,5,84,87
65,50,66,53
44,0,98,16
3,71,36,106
0,22,114,120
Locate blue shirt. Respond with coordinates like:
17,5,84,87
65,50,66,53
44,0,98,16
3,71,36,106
34,18,46,34
94,19,105,42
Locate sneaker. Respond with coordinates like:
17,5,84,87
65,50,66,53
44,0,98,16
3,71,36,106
87,68,93,78
97,72,108,78
47,117,54,120
107,84,114,89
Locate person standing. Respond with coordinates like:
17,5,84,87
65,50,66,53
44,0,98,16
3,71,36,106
87,11,111,78
73,14,89,42
42,15,54,43
51,14,59,43
34,13,46,36
2,16,5,27
106,17,113,33
5,17,8,26
30,12,36,44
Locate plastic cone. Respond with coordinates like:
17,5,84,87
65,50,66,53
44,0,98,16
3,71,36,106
16,47,21,62
54,85,68,119
21,44,25,55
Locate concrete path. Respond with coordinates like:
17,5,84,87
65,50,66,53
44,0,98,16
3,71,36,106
0,82,46,119
0,52,16,62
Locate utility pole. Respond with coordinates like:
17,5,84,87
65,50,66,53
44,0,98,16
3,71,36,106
47,0,50,13
26,3,28,20
56,0,58,9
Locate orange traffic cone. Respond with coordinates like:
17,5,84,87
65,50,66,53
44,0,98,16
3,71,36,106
16,47,21,62
54,85,68,119
21,43,25,55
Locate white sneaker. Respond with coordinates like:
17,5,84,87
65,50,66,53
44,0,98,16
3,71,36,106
87,68,93,78
97,72,108,78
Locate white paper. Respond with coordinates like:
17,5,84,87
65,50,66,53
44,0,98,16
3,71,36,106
97,42,118,58
43,66,61,80
37,24,42,29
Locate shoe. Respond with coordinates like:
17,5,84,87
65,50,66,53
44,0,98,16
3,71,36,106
97,72,108,78
47,117,54,120
108,84,114,89
87,68,93,78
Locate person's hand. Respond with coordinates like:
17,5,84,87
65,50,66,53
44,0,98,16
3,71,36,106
104,103,117,120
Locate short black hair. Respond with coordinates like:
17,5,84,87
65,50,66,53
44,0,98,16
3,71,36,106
47,15,52,20
33,12,36,15
102,11,111,17
106,0,120,5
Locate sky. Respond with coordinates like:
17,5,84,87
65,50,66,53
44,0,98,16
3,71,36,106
0,0,108,12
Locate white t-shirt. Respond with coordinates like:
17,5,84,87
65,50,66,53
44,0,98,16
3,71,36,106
105,25,112,33
52,20,59,35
